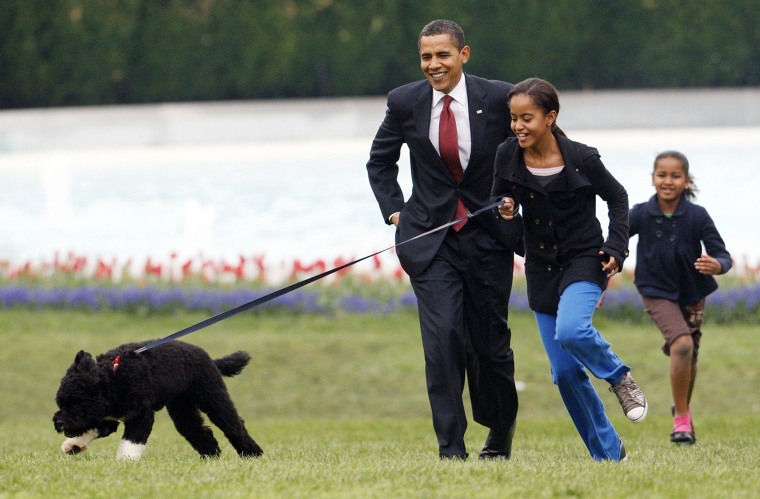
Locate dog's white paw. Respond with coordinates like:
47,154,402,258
116,439,146,460
61,429,98,454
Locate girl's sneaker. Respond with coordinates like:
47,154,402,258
609,373,648,422
671,406,696,445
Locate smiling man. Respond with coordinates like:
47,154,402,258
366,19,523,460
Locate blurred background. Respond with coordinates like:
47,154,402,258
2,0,759,107
1,0,759,285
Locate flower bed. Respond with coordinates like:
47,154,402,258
2,252,759,322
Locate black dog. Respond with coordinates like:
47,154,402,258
53,340,263,460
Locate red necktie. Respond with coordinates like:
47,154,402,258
439,95,468,231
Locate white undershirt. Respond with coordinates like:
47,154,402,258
526,165,565,176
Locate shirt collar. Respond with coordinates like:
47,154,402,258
432,75,468,109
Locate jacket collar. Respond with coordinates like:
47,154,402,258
465,74,489,167
645,193,690,217
502,132,593,192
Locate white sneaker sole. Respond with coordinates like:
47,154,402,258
626,402,648,423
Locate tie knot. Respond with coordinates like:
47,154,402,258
443,95,453,110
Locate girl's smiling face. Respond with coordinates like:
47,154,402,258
652,156,690,205
509,93,556,149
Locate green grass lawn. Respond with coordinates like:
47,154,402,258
1,308,758,498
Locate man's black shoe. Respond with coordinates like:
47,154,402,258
478,424,516,460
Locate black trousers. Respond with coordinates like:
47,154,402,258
410,223,518,457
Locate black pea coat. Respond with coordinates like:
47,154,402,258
491,133,630,314
629,194,732,305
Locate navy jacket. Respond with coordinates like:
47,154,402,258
366,74,523,277
629,195,732,305
491,133,630,314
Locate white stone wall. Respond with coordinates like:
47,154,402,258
1,87,759,152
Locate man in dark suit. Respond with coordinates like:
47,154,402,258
366,19,522,460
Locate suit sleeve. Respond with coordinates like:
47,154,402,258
366,95,406,225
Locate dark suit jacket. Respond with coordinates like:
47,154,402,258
367,73,522,277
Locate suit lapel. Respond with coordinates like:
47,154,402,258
413,84,432,139
465,74,489,176
413,84,452,176
413,86,440,160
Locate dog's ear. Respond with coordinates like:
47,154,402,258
73,350,95,372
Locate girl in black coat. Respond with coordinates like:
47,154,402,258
629,150,732,445
491,78,647,461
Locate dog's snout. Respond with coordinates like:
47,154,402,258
53,416,65,432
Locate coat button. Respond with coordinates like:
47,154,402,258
546,265,552,271
529,192,535,199
539,242,545,249
553,244,558,250
534,219,540,225
548,220,554,226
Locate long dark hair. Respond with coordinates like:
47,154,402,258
508,77,566,137
653,150,698,200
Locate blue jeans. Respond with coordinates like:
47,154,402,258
534,281,629,460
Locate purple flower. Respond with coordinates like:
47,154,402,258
1,283,759,323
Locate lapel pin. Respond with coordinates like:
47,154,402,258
476,109,483,114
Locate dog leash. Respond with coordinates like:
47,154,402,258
135,200,504,354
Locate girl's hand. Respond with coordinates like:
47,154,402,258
596,290,607,309
695,254,721,275
498,197,516,220
599,251,619,277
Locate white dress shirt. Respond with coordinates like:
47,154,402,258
430,77,471,171
389,77,473,224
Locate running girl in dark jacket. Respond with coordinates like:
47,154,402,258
629,150,732,445
492,77,647,461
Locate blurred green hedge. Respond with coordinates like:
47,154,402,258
2,0,759,108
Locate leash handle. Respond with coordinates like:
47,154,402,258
135,199,504,353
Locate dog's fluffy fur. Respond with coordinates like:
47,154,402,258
53,340,263,460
